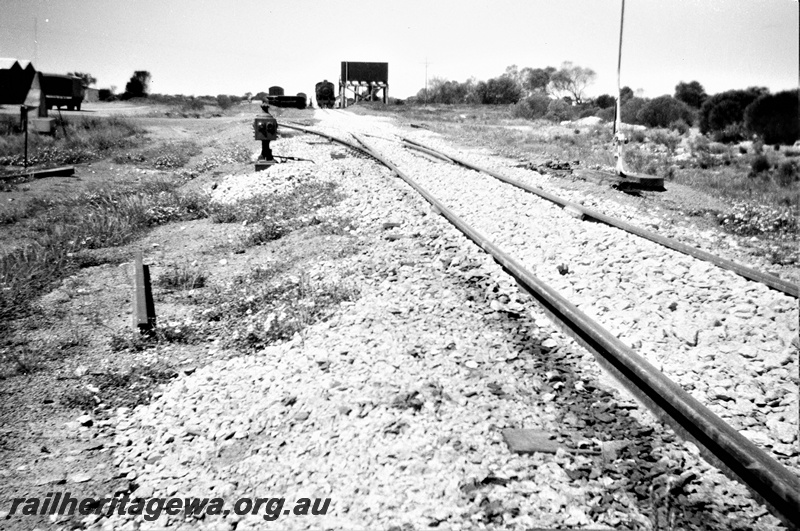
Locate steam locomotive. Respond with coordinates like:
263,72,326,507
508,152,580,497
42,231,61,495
315,80,336,109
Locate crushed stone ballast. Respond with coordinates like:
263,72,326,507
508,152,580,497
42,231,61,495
278,119,800,530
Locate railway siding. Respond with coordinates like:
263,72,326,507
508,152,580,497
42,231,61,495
99,112,798,530
321,111,798,489
319,114,798,468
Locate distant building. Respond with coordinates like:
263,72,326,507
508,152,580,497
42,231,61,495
0,58,37,105
85,87,99,102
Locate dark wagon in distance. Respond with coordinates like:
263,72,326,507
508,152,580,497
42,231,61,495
41,74,85,111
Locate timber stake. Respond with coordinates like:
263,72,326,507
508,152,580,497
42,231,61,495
133,251,156,332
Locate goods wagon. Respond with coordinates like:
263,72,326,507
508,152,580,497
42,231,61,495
266,95,306,109
41,74,84,111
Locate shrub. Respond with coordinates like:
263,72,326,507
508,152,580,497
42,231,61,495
775,160,798,187
594,94,615,109
510,94,550,120
744,90,799,145
636,95,694,128
690,135,710,154
98,88,115,101
699,88,766,138
216,95,233,110
649,128,681,152
578,106,600,118
669,119,690,135
628,128,646,143
674,81,707,109
620,97,647,124
544,98,574,122
182,98,205,111
474,76,523,104
749,154,770,177
596,107,615,122
713,123,747,143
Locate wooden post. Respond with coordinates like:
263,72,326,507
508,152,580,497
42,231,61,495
21,106,28,169
133,251,156,332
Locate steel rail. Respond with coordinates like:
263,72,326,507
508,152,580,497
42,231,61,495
402,141,455,164
401,137,799,298
281,121,800,528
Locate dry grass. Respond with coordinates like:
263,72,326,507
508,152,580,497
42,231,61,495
0,115,145,171
0,180,210,322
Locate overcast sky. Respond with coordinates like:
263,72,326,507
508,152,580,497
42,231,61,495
1,0,797,100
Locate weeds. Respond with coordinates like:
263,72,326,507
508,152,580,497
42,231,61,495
193,266,359,351
209,180,347,247
0,182,211,321
60,387,98,410
716,202,797,237
0,116,145,167
191,143,253,173
114,140,202,169
60,364,179,411
156,265,207,291
109,320,202,352
648,129,681,153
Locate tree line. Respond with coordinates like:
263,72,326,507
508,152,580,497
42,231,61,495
414,63,799,145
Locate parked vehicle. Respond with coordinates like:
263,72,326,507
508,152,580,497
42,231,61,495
41,74,85,111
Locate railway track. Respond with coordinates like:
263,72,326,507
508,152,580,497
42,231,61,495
280,114,799,529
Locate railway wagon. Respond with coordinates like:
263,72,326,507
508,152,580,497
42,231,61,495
266,94,306,109
315,80,336,108
41,74,84,111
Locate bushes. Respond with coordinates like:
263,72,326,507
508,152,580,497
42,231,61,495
474,76,523,104
511,94,550,120
418,78,473,104
545,98,574,122
699,88,766,140
98,88,116,101
648,129,681,152
744,90,799,145
216,95,233,110
595,107,615,122
749,154,770,177
594,94,615,109
620,97,647,124
674,81,707,109
669,119,690,135
182,98,205,111
578,106,600,118
636,96,694,128
775,160,798,186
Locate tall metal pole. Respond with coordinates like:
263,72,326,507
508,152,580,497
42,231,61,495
614,0,630,175
425,57,429,103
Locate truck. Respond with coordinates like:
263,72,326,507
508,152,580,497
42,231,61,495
41,74,85,111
